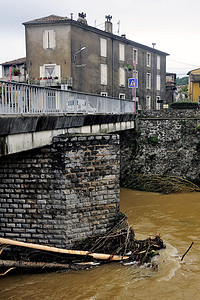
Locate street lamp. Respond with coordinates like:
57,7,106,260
73,47,86,62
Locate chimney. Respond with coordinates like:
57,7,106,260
105,15,113,33
77,12,87,25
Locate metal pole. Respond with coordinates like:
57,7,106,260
134,60,137,114
9,67,13,104
127,58,137,114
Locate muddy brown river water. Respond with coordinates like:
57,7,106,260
1,188,200,299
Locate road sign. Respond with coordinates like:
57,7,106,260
128,78,137,88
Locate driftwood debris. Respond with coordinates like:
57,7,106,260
0,259,73,271
0,215,165,274
123,174,200,194
0,238,129,261
181,242,194,261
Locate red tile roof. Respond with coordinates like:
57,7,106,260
23,14,69,25
1,57,26,66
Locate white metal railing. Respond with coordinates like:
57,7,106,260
0,80,135,115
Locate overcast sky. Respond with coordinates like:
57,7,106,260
1,0,200,77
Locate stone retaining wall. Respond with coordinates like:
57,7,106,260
120,110,200,181
0,134,120,248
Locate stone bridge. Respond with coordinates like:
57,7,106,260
0,80,136,248
0,113,135,156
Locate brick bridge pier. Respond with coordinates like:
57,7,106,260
0,132,121,248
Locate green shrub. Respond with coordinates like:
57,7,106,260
147,136,159,145
170,101,198,109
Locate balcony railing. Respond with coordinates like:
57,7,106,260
29,77,73,88
0,80,135,115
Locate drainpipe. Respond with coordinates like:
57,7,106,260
112,38,114,97
153,51,156,109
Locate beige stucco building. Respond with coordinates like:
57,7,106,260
23,13,168,110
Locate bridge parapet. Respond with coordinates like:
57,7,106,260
0,80,135,115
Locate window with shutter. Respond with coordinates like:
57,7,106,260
146,53,151,67
55,65,61,78
146,96,151,110
157,75,161,90
100,38,107,57
119,67,125,87
40,66,45,78
43,30,56,50
133,49,138,64
146,73,151,89
40,64,60,79
119,44,125,61
157,55,160,70
101,64,107,85
156,96,161,110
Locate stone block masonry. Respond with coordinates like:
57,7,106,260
120,110,200,182
0,134,120,248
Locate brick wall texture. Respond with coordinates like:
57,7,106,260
0,134,120,248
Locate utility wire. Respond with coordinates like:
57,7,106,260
168,59,200,68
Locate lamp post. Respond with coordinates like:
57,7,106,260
73,47,86,63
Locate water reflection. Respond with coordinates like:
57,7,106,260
1,189,200,299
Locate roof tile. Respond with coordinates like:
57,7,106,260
1,57,26,66
23,14,69,25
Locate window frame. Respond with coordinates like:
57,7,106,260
146,52,151,67
119,44,125,61
146,95,151,110
156,74,161,91
100,38,107,57
119,67,125,87
157,55,160,70
119,93,125,99
146,73,151,89
43,30,56,50
100,64,108,85
101,92,108,97
40,63,60,79
156,96,161,110
133,48,138,64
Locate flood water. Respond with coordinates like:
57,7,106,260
1,188,200,299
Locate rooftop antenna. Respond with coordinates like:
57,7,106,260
152,43,156,49
79,12,86,19
117,20,120,35
105,15,112,22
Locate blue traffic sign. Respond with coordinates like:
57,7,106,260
128,78,137,88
